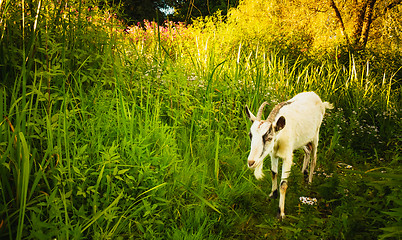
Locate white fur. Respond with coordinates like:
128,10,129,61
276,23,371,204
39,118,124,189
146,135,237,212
246,91,333,219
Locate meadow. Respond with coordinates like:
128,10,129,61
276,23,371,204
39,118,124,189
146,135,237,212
0,2,401,239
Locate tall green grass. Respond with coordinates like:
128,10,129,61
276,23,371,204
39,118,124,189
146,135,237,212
1,0,401,239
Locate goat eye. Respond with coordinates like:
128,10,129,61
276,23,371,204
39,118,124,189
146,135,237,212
263,133,272,143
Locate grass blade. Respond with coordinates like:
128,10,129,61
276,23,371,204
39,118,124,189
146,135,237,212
16,132,30,240
179,181,222,215
81,190,124,233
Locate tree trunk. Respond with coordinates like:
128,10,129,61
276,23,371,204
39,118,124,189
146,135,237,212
328,0,401,50
330,0,377,50
329,0,350,46
359,0,376,48
351,0,368,46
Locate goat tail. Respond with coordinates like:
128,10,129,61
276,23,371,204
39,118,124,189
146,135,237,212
323,102,334,110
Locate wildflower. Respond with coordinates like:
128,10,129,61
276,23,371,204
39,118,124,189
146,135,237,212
187,73,197,81
299,196,317,205
322,172,333,178
337,162,353,169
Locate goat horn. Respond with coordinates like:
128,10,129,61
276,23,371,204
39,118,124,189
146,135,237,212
256,102,269,120
266,101,291,122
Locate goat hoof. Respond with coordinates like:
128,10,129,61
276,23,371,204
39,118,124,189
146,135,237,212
269,190,278,199
277,208,286,220
277,213,286,221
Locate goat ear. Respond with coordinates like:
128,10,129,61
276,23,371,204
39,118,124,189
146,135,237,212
245,106,256,122
275,116,286,131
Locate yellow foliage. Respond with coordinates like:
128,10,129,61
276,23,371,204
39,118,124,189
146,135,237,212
190,0,402,56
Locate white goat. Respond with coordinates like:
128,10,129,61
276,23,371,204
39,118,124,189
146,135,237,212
245,91,333,219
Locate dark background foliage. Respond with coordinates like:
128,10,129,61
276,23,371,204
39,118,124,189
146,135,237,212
104,0,239,24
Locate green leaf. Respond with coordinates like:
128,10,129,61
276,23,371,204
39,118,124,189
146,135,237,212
118,168,130,175
73,166,81,175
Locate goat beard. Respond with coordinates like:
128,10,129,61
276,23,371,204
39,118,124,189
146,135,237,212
253,161,264,180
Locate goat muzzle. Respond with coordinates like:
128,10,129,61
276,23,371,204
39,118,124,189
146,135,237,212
248,160,256,168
